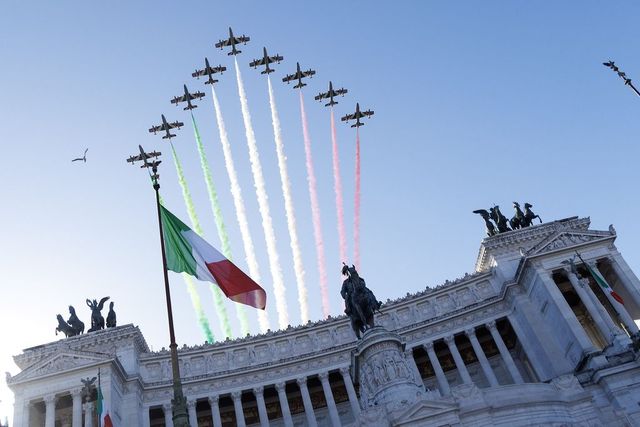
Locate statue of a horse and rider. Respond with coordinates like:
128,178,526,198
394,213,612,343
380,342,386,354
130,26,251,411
341,264,382,339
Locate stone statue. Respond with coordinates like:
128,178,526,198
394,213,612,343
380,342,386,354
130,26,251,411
473,209,497,237
510,202,525,230
86,297,110,332
522,202,542,227
67,306,84,335
341,264,382,339
490,205,511,233
55,314,75,337
106,301,117,328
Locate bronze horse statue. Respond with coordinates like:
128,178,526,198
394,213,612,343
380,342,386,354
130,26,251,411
510,202,526,230
56,314,75,337
341,264,381,339
523,203,542,227
490,205,511,233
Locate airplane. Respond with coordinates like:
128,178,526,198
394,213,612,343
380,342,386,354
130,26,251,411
249,47,283,74
192,58,226,85
314,81,348,107
341,103,374,128
170,84,205,111
148,114,183,139
72,148,88,163
215,27,250,56
126,145,161,166
282,62,316,89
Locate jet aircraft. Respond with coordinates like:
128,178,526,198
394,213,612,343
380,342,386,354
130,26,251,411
314,81,348,107
72,148,88,163
341,103,374,128
171,85,205,111
215,27,250,56
249,47,283,74
148,115,183,139
282,62,316,89
126,145,161,168
192,58,226,85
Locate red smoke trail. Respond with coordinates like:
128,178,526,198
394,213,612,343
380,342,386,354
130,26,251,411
330,108,347,265
354,128,361,269
299,90,330,317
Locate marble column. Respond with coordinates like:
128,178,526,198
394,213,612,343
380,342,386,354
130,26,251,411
71,388,83,427
592,263,639,334
318,372,341,427
423,342,450,396
565,269,621,344
44,394,57,427
296,378,317,427
22,400,31,427
231,391,246,427
208,396,222,427
486,320,524,384
252,386,270,427
163,403,174,427
275,382,293,427
340,367,361,418
141,405,150,427
187,399,198,427
444,335,473,385
465,328,499,387
83,402,94,427
609,254,640,310
404,348,425,390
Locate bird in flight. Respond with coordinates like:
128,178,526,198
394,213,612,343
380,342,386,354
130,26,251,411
72,149,88,163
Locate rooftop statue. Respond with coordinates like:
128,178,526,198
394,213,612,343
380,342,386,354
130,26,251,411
341,264,382,339
474,201,542,236
86,297,110,332
106,301,117,328
54,305,84,338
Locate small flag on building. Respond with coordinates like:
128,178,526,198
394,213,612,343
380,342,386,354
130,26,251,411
160,205,267,310
96,370,114,427
578,253,624,305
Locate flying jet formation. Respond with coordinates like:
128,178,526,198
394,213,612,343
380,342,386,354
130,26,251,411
71,148,88,163
126,145,161,169
192,58,226,85
170,85,205,111
249,47,283,74
215,27,250,56
341,103,374,128
282,62,316,89
314,81,348,107
148,114,183,140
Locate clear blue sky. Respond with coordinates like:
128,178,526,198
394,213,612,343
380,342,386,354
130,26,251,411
1,1,640,421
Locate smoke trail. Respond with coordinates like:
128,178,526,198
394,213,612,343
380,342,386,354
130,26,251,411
169,142,233,339
299,90,330,318
354,128,361,269
330,108,347,266
267,76,309,323
235,57,289,329
210,85,270,333
190,113,250,336
183,274,214,342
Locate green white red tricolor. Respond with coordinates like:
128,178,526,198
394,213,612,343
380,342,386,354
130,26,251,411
577,253,624,305
161,205,267,310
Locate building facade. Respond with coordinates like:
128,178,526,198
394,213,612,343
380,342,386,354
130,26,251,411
7,216,640,426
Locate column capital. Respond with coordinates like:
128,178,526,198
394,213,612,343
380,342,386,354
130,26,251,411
423,341,435,352
317,371,330,382
162,402,172,411
275,382,287,392
70,387,83,397
444,334,455,345
84,401,94,409
486,320,497,331
252,386,264,396
295,377,308,388
186,399,197,410
43,394,57,405
464,327,477,338
339,366,350,376
208,395,219,406
231,390,242,400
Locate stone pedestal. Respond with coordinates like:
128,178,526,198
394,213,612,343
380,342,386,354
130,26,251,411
354,327,427,425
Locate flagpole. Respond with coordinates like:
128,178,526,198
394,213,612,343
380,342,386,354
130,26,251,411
127,146,190,427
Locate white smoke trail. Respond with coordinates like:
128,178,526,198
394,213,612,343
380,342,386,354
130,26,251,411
235,58,289,329
210,85,270,333
267,76,309,323
330,108,348,266
299,90,330,318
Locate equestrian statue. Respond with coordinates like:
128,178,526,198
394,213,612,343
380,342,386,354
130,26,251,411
341,264,382,339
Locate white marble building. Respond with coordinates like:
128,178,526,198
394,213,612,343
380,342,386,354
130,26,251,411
7,216,640,426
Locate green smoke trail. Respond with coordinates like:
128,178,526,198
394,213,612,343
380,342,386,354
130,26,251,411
158,188,215,342
190,113,250,336
169,142,233,339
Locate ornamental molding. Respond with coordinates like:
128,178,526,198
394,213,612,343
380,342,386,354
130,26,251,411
8,350,110,385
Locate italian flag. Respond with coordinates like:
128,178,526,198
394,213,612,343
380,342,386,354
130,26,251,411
96,383,114,427
584,261,624,306
160,205,266,309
